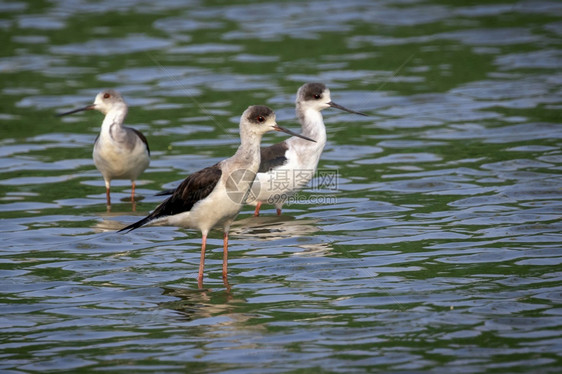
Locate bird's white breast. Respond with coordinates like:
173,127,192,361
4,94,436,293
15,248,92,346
249,135,326,205
94,126,149,181
166,171,253,234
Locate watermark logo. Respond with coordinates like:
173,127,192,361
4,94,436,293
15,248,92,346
265,168,339,205
266,168,339,191
267,192,337,206
225,168,340,205
314,169,338,190
225,168,259,204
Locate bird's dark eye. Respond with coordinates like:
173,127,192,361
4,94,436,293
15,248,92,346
314,94,321,99
103,93,111,99
257,116,265,123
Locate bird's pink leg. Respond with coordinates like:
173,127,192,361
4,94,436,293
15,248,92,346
222,231,229,281
104,180,111,206
198,234,207,289
276,208,282,216
131,181,136,202
253,201,262,217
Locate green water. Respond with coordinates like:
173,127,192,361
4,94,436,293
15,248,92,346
1,0,561,372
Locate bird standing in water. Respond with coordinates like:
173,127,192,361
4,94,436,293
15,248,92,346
119,105,315,287
247,83,366,216
58,90,150,207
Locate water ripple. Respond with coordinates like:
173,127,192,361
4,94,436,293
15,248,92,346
51,36,174,56
1,0,561,373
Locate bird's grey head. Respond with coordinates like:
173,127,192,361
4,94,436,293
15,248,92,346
56,89,127,118
241,105,316,142
296,82,366,116
242,105,277,135
296,82,332,112
92,90,126,115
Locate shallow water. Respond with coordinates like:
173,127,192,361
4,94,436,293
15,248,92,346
1,0,561,372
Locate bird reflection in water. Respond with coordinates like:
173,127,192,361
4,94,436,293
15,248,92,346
159,285,239,322
232,214,333,258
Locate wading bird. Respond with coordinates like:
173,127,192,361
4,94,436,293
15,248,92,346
57,90,150,207
119,105,315,287
248,83,366,216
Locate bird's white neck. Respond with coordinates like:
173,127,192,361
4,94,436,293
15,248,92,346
231,127,263,172
101,105,128,133
295,107,327,147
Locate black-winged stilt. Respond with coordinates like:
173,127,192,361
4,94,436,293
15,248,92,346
118,105,315,287
248,83,365,216
57,90,150,207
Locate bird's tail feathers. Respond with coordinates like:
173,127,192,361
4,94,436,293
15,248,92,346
118,215,155,233
155,188,175,196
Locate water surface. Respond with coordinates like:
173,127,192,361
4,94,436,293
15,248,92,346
1,0,561,372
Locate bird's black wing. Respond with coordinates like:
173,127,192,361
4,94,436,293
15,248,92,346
119,163,222,232
258,141,289,173
130,128,150,156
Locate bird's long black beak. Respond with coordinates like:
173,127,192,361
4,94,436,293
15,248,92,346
273,124,316,142
56,104,96,117
328,101,367,116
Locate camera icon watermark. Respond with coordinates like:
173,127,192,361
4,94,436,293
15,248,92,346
225,168,259,204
